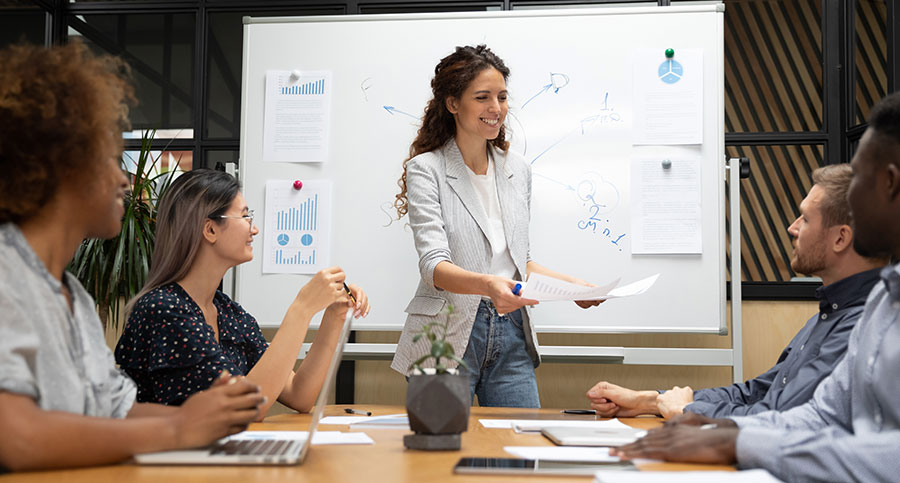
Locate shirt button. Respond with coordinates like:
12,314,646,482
800,344,805,350
832,303,838,310
821,314,828,320
782,376,787,385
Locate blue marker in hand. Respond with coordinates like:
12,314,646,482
513,283,522,296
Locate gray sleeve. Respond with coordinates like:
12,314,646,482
737,426,900,483
0,294,40,398
105,355,137,419
406,157,453,289
732,333,855,433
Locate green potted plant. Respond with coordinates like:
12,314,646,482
68,130,178,331
404,305,471,451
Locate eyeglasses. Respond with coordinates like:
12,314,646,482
215,209,255,231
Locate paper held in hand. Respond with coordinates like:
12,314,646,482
519,273,660,302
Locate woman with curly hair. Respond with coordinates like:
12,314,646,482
0,42,263,471
390,45,600,407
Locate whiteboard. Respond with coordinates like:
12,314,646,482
237,5,726,333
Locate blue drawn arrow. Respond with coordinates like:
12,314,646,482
522,83,553,109
533,172,575,191
383,106,419,120
532,112,611,165
521,72,570,109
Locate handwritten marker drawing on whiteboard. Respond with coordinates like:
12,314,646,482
263,180,332,274
263,70,332,162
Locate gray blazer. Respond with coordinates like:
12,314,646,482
390,140,541,375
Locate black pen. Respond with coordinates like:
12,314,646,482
561,409,597,415
345,408,371,416
343,282,358,304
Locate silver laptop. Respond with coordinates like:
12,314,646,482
135,311,354,465
540,426,646,447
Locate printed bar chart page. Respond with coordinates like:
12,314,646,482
263,70,332,162
263,180,332,274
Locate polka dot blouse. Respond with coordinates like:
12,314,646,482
115,283,269,405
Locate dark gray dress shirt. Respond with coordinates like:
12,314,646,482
686,268,882,417
734,263,900,482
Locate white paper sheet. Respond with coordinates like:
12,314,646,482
632,49,703,145
504,446,619,462
263,180,331,274
631,157,702,254
319,414,408,429
595,469,784,483
229,431,374,445
519,273,658,302
263,70,332,162
479,418,633,432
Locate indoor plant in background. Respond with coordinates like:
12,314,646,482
404,305,471,451
69,130,179,331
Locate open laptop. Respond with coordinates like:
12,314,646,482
134,311,354,465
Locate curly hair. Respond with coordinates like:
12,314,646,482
394,45,510,219
0,41,134,224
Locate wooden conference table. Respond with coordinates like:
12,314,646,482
5,405,734,482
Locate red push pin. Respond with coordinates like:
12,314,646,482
293,180,303,190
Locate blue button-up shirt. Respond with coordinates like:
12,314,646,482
734,263,900,482
687,268,881,417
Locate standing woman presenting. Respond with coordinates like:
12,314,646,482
390,45,600,407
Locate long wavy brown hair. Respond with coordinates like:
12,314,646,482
394,45,510,219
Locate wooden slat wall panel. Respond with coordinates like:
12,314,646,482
724,0,823,133
855,0,887,124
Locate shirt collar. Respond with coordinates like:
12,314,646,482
816,267,883,313
879,263,900,302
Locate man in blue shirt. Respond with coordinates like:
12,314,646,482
586,164,886,419
613,91,900,483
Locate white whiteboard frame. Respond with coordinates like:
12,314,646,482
237,4,742,380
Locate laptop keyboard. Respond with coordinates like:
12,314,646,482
210,439,295,456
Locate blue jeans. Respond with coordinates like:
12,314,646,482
460,300,540,408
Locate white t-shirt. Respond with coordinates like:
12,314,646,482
466,159,518,280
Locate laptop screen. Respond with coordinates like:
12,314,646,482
297,310,355,463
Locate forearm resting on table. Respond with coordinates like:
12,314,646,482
0,392,176,471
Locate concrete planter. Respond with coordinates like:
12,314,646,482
403,373,470,450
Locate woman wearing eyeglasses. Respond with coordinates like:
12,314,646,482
115,169,369,417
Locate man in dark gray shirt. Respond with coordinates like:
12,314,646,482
613,91,900,483
586,164,887,419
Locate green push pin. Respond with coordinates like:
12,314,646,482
665,48,675,59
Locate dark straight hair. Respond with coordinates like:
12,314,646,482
125,169,240,316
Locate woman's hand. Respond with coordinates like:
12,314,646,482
293,266,347,316
572,278,604,309
486,275,538,315
325,284,370,320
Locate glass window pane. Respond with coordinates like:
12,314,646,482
726,145,825,282
203,149,239,171
854,0,887,125
67,13,195,134
724,0,823,133
0,3,45,49
206,9,343,140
